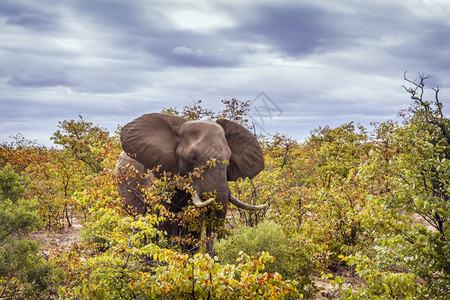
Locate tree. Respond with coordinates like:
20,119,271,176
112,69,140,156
51,115,110,173
162,98,252,126
161,99,215,121
217,98,251,126
392,73,449,296
343,73,450,298
300,123,378,258
0,164,26,202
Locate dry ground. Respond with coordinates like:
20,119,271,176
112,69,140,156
28,219,82,257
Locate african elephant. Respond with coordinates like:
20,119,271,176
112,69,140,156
116,113,267,251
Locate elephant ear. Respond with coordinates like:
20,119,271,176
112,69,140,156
216,119,264,181
121,113,186,173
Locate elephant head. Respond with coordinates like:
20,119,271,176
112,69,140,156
116,113,267,249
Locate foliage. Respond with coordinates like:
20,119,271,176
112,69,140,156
51,115,111,173
0,164,57,299
215,221,291,276
217,98,251,125
304,123,374,254
0,134,46,173
148,250,298,299
339,73,450,299
1,119,115,230
58,243,298,299
162,98,251,126
228,134,305,228
214,220,317,297
0,163,26,202
0,165,41,244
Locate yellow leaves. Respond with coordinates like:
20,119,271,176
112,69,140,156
139,248,298,299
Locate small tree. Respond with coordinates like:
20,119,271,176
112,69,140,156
217,98,251,126
51,115,110,173
162,98,252,125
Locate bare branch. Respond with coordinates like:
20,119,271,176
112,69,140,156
403,71,450,145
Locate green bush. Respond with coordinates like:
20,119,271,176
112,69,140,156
214,220,317,296
0,164,57,299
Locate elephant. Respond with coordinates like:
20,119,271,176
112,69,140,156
116,113,267,252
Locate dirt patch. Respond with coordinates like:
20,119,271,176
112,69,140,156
313,277,339,299
312,275,363,299
412,213,437,232
311,263,363,299
28,219,83,256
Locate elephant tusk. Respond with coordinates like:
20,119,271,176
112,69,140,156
192,192,215,208
229,195,268,211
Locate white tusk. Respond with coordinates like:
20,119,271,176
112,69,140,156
229,195,268,211
192,192,215,208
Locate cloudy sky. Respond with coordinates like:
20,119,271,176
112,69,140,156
1,0,449,146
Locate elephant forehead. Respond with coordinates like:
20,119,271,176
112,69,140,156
180,120,225,137
183,120,222,129
177,121,231,158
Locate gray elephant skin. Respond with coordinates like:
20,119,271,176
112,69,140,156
116,113,267,251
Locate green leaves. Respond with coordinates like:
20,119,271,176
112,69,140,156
51,115,111,173
0,164,26,202
0,165,41,246
214,220,317,297
0,166,56,299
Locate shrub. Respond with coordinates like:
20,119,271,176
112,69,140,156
214,220,317,296
0,164,58,299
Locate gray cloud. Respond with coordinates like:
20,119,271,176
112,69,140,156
6,12,53,29
234,2,341,56
7,69,75,88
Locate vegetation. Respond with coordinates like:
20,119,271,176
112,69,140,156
214,220,317,297
0,164,58,299
0,74,448,299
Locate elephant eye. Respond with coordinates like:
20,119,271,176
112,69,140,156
189,155,197,164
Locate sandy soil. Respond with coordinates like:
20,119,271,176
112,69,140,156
312,277,337,299
28,219,82,256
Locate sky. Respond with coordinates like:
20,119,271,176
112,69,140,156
1,0,449,146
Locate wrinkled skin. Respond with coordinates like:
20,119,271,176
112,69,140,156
116,113,266,252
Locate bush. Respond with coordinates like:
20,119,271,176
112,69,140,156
0,164,58,299
214,220,317,296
